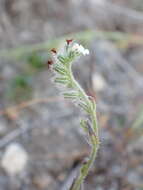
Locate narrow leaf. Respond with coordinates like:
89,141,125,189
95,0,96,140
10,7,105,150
78,102,91,114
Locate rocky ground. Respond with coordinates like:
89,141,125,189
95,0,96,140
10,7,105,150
0,0,143,190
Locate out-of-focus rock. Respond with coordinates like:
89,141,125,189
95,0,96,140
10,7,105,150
127,48,143,74
89,0,106,5
127,137,143,152
1,65,17,80
92,73,106,92
32,171,58,189
127,171,143,186
0,121,7,136
110,0,143,11
1,143,28,175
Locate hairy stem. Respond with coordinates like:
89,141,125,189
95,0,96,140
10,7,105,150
71,141,99,190
69,69,99,190
52,41,100,190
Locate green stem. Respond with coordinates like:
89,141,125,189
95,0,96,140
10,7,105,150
71,142,99,190
68,64,99,190
69,64,98,133
53,42,100,190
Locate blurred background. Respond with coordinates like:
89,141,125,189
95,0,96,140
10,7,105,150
0,0,143,189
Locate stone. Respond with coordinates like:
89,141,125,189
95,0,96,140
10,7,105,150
1,143,28,175
92,73,106,92
0,121,7,136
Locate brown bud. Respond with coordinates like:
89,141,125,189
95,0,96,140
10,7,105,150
51,48,57,54
66,39,73,45
47,60,54,69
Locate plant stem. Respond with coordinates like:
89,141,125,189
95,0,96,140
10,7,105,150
69,65,99,190
71,142,99,190
52,41,100,190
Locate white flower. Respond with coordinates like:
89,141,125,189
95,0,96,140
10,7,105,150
83,49,90,55
71,43,89,56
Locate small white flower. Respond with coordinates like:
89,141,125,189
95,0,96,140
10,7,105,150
83,49,89,55
71,43,89,56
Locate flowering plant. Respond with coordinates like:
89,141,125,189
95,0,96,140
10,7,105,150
50,40,99,190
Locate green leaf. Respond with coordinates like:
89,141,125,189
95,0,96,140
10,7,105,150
80,119,88,133
54,65,67,75
57,55,67,64
54,77,69,85
63,91,78,99
78,102,91,114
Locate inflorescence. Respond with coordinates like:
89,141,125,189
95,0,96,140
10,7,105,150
50,39,99,190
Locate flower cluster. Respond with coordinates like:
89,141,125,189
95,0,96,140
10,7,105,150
49,40,89,69
50,40,90,90
71,43,89,56
50,41,93,112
